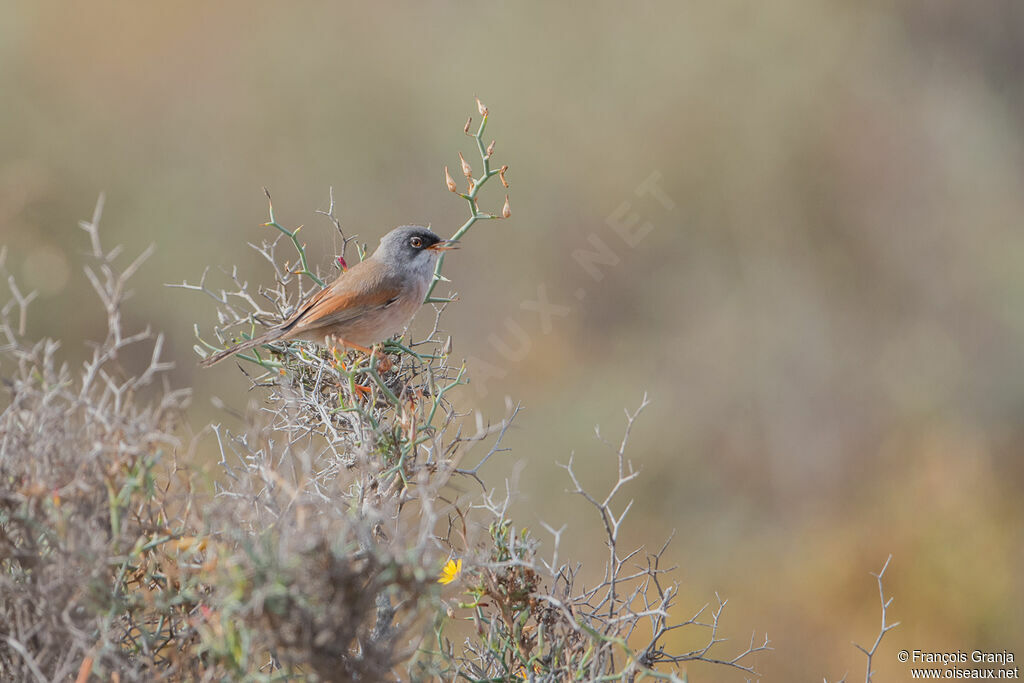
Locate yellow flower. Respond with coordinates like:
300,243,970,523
516,662,543,678
438,558,462,585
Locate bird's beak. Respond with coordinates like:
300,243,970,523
427,240,459,252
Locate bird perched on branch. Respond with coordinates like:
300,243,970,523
200,226,455,367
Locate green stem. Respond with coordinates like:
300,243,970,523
426,113,500,301
264,191,325,288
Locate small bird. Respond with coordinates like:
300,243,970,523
200,226,455,367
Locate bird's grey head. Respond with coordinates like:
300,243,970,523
373,226,449,271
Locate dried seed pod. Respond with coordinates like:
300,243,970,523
464,116,472,134
486,140,495,157
476,96,488,117
499,165,509,188
458,151,472,178
444,166,457,193
502,194,511,219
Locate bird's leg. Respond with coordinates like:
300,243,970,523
325,335,375,397
326,334,374,355
325,336,391,372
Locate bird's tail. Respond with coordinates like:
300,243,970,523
199,328,285,367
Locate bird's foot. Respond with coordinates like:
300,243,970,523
372,346,393,373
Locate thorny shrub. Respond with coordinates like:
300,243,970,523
0,102,833,683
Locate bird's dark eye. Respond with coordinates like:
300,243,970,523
409,236,423,249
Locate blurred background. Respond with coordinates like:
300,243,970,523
3,1,1023,679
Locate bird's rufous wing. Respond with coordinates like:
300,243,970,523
280,258,402,337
